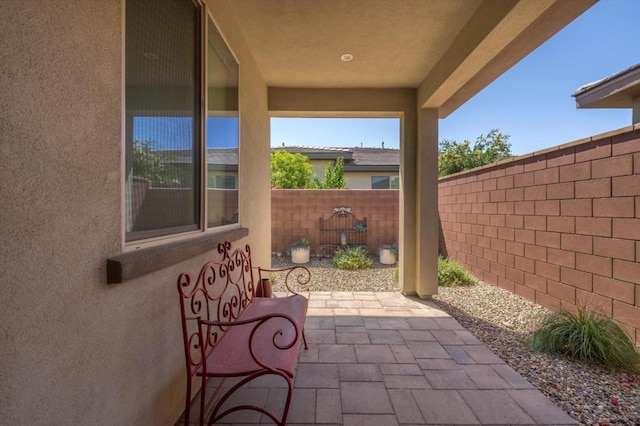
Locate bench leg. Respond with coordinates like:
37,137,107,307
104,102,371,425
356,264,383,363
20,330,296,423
302,328,308,350
183,378,192,426
207,371,293,426
280,374,294,426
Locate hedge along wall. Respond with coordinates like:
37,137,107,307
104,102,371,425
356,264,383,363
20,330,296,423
438,126,640,344
271,189,399,257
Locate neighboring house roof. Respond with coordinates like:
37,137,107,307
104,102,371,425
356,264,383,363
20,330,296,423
206,148,239,167
158,148,239,171
572,63,640,109
272,146,399,172
274,146,354,161
157,146,400,173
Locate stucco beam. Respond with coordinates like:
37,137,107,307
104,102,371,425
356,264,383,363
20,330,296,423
269,87,416,116
418,0,595,116
418,0,519,109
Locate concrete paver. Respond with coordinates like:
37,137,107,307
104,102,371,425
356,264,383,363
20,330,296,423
459,389,535,424
462,364,513,389
354,344,397,363
339,363,382,382
388,388,424,424
412,389,480,424
316,388,342,424
318,344,357,363
340,382,394,414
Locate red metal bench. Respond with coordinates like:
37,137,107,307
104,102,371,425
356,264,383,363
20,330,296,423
177,241,310,425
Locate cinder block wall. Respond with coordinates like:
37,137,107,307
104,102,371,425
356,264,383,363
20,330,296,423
438,127,640,344
271,189,399,257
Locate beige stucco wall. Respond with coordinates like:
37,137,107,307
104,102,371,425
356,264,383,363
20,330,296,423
0,1,269,424
309,159,332,181
304,160,399,189
345,171,398,190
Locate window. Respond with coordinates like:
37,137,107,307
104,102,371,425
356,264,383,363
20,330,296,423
371,176,399,189
125,0,239,242
208,175,237,189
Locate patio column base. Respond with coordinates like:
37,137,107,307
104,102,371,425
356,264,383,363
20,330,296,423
415,292,434,300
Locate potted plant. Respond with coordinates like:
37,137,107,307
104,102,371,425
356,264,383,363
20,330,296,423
378,244,398,265
290,238,310,264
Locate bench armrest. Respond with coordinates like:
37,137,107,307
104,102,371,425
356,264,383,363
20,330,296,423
200,312,300,338
199,313,302,371
257,266,311,295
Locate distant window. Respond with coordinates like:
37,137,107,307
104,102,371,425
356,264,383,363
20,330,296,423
208,175,237,189
371,176,399,189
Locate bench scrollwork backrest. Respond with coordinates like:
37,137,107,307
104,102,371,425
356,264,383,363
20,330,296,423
177,241,257,376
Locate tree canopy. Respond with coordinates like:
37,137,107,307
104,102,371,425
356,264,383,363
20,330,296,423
270,149,313,189
131,140,183,187
308,157,346,189
270,149,346,189
438,129,511,177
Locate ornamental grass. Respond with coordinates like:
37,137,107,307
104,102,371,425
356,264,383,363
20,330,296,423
437,256,475,287
530,307,640,373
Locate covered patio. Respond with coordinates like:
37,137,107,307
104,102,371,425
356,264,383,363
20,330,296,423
2,1,599,424
181,291,576,425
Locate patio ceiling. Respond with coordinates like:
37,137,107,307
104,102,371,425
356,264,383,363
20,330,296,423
228,0,596,117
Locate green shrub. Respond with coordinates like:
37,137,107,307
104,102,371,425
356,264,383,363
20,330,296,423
393,267,399,282
530,307,640,373
333,247,373,270
437,256,475,287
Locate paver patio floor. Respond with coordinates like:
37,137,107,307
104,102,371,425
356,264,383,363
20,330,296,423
183,292,577,425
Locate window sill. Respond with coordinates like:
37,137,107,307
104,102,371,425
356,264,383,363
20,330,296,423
106,227,249,284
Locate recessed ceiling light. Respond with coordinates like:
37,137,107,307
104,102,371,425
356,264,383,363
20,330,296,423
340,53,353,62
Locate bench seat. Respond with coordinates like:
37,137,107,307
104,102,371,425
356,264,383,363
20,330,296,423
196,294,308,378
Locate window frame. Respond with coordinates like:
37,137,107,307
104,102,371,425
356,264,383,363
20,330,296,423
208,174,237,190
122,1,241,251
371,175,399,189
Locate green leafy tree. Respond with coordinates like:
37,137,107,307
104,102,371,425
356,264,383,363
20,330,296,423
308,157,347,189
438,129,511,176
131,140,181,187
270,149,313,189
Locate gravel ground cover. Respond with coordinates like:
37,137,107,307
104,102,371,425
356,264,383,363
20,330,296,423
271,255,400,292
271,256,640,425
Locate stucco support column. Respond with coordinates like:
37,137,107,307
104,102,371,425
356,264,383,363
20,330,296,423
415,108,439,298
399,114,418,296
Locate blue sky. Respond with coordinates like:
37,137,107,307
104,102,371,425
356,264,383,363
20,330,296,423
271,0,640,155
134,116,239,149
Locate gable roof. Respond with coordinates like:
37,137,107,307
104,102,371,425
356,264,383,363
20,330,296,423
573,63,640,109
